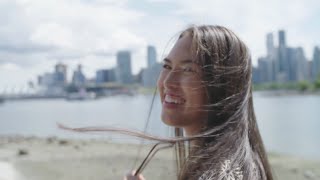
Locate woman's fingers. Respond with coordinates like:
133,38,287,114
123,170,146,180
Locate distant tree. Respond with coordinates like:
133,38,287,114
297,81,311,92
65,84,79,93
270,83,279,90
315,74,320,89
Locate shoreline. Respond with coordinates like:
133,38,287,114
1,136,320,180
0,89,319,104
254,89,320,96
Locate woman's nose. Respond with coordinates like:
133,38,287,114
163,70,180,90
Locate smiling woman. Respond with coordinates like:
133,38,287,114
61,25,273,180
124,25,273,180
158,51,208,136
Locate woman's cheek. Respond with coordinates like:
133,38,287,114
157,71,166,101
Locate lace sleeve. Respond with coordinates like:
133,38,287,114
198,160,243,180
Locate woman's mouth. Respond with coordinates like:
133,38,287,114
164,95,185,104
163,94,185,109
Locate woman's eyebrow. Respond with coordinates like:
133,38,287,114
163,58,172,63
163,58,195,64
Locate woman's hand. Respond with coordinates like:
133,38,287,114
123,171,145,180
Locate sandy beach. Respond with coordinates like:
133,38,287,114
0,136,319,180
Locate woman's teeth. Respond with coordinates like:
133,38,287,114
164,95,185,104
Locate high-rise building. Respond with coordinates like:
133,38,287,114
257,57,274,83
96,68,116,84
312,46,320,80
116,50,132,84
147,45,157,68
254,30,313,84
54,63,67,86
38,63,67,87
307,60,313,81
142,45,160,86
72,64,86,86
295,47,308,81
287,47,308,81
266,33,274,57
277,30,289,82
252,66,260,84
278,30,286,47
96,70,107,84
142,63,162,87
39,73,55,87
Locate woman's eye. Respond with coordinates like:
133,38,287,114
162,64,171,70
183,67,195,73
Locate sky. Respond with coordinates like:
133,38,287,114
0,0,319,91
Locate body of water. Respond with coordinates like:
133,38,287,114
0,92,319,160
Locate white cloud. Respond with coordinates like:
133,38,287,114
31,22,74,48
1,63,21,71
172,0,320,64
0,0,149,87
0,0,319,88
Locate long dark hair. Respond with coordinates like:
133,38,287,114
60,25,273,180
174,25,273,180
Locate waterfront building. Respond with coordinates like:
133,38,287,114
276,30,290,82
142,63,162,87
287,47,308,81
116,50,132,84
254,30,312,84
266,33,275,57
54,63,67,85
96,68,116,83
147,45,157,68
38,62,67,87
312,46,320,80
72,64,86,86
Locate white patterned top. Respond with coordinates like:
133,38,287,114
198,160,243,180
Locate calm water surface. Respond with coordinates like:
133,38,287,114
0,92,319,159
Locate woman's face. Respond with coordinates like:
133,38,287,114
157,34,208,135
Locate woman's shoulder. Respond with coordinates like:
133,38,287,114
198,159,250,180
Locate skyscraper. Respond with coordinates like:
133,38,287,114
287,47,308,81
278,30,286,47
313,46,320,80
277,30,289,82
147,45,157,68
72,64,86,86
96,68,116,83
252,66,260,84
116,50,132,84
266,33,274,57
258,57,269,82
295,47,308,81
142,45,161,87
54,63,67,85
142,63,162,87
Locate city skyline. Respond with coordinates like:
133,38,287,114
35,44,161,87
36,45,158,85
1,32,319,91
34,30,320,90
253,29,320,84
0,0,319,89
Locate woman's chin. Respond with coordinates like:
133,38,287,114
161,118,174,126
161,116,185,128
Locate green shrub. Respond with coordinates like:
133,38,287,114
297,81,311,92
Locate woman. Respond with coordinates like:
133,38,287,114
125,25,273,180
60,24,273,180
